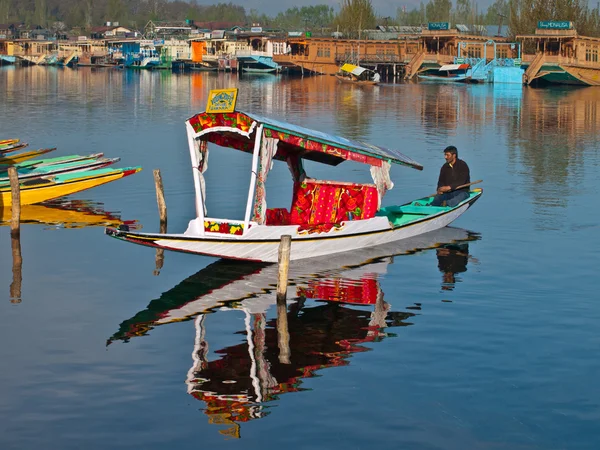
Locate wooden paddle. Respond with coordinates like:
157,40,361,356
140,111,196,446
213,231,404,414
427,179,483,198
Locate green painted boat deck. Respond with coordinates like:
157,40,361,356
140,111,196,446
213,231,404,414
376,191,480,228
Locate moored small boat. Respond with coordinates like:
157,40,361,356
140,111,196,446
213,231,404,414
418,63,472,83
0,148,56,166
0,139,20,148
0,154,119,182
0,142,28,154
0,166,142,206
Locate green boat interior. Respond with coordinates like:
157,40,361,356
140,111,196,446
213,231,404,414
377,191,481,227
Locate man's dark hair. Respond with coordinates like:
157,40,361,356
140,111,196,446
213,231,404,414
444,145,458,155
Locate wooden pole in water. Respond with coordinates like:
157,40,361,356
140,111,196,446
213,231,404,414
276,235,291,364
153,169,167,229
153,169,167,275
10,232,22,304
8,167,20,236
276,235,291,302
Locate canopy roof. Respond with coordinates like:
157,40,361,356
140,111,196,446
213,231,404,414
187,111,423,170
340,63,369,76
439,64,470,71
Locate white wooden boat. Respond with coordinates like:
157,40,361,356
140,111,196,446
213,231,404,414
106,109,482,262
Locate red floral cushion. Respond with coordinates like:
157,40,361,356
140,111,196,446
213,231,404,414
290,180,378,226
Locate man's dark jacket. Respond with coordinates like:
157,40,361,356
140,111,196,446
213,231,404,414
437,159,470,191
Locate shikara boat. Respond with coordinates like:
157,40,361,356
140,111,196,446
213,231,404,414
335,63,379,85
106,107,482,262
0,142,28,154
0,166,142,206
0,139,20,148
0,148,56,166
418,63,472,83
0,153,118,182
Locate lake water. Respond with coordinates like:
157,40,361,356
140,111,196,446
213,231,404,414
1,66,599,449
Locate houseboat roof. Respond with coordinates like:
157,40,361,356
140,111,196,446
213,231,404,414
187,111,424,170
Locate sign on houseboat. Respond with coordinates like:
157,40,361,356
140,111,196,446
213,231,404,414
537,21,572,30
428,22,450,31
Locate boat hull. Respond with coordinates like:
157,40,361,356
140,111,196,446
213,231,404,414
0,148,56,165
106,192,481,262
335,75,378,85
0,167,141,206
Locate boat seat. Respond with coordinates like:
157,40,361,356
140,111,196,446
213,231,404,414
289,179,378,225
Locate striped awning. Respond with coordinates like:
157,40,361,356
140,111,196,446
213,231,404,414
439,64,470,71
340,63,368,76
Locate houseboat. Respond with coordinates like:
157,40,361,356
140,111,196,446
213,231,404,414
518,21,600,86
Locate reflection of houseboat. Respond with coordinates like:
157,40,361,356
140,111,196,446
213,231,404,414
518,21,600,85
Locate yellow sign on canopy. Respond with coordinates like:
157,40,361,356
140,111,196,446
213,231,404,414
206,88,238,114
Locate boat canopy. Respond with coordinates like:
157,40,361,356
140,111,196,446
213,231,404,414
439,64,470,71
340,63,369,77
187,110,423,170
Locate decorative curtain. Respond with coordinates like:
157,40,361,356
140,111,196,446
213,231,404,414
195,140,209,215
370,161,394,209
252,135,279,224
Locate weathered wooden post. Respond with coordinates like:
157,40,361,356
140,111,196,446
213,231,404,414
10,233,22,304
8,167,20,236
8,167,22,303
276,235,291,301
153,169,167,229
276,235,291,364
153,169,167,276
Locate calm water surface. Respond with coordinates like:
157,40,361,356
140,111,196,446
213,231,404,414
1,67,599,449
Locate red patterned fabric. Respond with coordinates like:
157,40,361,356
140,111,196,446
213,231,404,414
297,277,380,304
265,208,291,225
289,180,378,226
188,112,255,135
264,128,383,167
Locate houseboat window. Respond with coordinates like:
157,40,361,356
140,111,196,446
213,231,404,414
497,47,509,58
466,47,482,58
586,47,598,62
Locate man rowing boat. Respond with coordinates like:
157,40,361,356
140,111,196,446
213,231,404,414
431,145,470,207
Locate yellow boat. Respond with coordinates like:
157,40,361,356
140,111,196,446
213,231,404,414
0,199,136,228
0,138,20,147
0,166,142,206
0,148,56,165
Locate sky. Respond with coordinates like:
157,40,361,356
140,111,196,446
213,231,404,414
193,0,498,18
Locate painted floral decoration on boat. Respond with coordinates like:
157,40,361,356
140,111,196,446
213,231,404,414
297,223,344,235
189,112,255,134
204,220,246,235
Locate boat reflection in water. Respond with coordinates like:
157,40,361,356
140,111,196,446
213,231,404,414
108,227,480,438
0,199,137,229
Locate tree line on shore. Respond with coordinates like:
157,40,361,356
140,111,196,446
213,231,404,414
1,0,600,39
